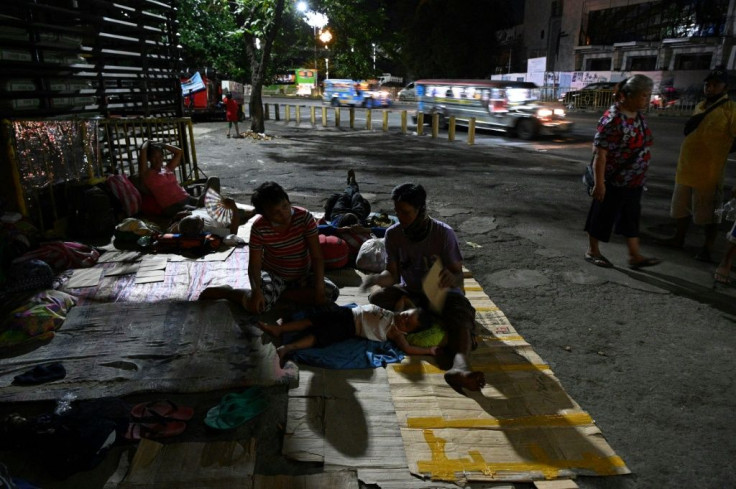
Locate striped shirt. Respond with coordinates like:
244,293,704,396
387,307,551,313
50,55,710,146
249,206,317,280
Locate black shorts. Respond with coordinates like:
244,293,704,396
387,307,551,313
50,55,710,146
585,184,643,242
307,306,356,347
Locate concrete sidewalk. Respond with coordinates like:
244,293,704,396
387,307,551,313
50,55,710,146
191,119,736,489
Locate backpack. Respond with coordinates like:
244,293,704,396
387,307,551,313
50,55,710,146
106,174,142,217
70,185,116,240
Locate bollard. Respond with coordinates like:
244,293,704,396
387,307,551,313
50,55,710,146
264,103,269,120
468,117,476,145
321,107,327,127
417,112,424,136
349,107,355,129
274,104,280,121
431,113,439,139
382,110,389,132
335,107,341,127
401,110,407,134
285,105,290,122
296,105,301,124
366,109,372,130
310,106,316,125
448,116,456,142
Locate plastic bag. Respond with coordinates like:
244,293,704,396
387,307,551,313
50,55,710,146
356,235,387,273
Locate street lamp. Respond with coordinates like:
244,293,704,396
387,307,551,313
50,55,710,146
302,9,328,74
319,29,332,79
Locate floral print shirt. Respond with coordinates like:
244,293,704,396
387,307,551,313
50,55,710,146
593,104,653,188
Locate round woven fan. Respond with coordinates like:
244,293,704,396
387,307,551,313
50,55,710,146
203,187,232,226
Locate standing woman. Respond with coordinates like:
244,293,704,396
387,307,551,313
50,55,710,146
584,74,661,269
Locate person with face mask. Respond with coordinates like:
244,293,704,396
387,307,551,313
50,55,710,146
661,66,736,263
360,183,486,395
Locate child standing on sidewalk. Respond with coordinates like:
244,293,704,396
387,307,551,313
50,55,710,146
224,93,240,138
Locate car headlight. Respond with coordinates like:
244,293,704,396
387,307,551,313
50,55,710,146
553,108,565,116
537,108,553,118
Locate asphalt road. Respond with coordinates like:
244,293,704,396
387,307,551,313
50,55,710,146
191,114,736,489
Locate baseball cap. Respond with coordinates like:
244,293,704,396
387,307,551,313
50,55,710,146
704,66,728,84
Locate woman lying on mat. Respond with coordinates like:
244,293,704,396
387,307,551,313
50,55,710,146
199,181,339,312
258,304,440,368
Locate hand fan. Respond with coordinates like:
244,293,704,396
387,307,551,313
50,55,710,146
203,187,232,226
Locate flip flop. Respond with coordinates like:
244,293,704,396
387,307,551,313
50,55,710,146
124,420,186,440
714,272,733,286
629,257,661,270
12,363,66,386
204,388,266,431
131,400,194,422
584,252,613,268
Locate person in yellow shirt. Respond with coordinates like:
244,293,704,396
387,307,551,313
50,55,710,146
662,66,736,262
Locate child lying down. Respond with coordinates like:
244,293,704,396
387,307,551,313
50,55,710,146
258,304,441,367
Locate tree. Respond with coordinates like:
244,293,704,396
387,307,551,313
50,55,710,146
228,0,288,133
178,0,247,79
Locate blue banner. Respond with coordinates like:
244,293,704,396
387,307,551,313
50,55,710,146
181,72,206,95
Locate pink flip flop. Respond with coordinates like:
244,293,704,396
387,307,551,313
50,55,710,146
124,420,186,440
131,400,194,422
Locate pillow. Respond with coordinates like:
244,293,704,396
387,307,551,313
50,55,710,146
107,174,142,217
318,234,348,269
406,323,446,347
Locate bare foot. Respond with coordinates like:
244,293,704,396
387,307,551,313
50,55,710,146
444,369,486,396
714,265,732,284
258,321,279,337
275,345,289,369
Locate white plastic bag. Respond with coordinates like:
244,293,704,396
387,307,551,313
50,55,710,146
356,235,387,273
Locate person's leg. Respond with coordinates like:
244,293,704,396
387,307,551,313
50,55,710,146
233,121,240,137
258,318,313,337
441,293,486,394
661,184,693,247
715,243,736,284
715,223,736,283
584,185,620,267
276,334,316,368
227,121,232,137
281,276,339,304
690,186,721,261
350,191,371,220
199,271,285,313
368,285,408,310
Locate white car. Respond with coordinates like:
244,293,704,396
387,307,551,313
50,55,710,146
398,82,415,101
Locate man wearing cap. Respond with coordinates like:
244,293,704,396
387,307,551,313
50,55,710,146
662,66,736,262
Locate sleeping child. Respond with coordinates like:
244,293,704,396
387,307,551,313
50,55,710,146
258,304,441,367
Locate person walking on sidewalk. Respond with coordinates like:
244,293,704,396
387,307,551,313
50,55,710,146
224,93,241,138
660,66,736,262
360,182,486,394
584,74,660,270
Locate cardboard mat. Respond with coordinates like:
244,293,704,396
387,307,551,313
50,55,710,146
0,301,295,403
386,275,630,484
284,275,628,486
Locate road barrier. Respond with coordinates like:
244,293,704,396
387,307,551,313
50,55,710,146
263,103,478,145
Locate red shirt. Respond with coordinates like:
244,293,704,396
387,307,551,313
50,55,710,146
225,98,239,122
249,206,317,280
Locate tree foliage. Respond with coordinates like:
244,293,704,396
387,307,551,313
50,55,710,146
177,0,247,79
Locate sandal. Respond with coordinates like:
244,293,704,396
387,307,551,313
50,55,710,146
124,420,186,440
131,400,194,422
714,271,732,286
629,257,661,270
584,252,613,268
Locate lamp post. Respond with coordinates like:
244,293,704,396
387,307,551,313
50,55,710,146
319,28,332,79
302,9,328,76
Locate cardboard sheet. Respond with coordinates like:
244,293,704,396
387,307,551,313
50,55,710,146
385,276,630,483
110,439,256,489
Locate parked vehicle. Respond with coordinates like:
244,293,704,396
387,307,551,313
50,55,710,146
560,81,617,109
398,82,416,101
414,79,572,139
181,70,225,120
322,79,391,108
